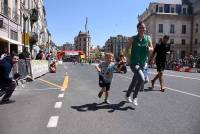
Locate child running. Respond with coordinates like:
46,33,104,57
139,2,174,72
95,53,116,104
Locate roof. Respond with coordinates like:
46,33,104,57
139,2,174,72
153,0,182,4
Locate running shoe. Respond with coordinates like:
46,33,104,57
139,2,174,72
132,98,138,106
125,96,133,103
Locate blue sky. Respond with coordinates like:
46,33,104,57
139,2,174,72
44,0,152,47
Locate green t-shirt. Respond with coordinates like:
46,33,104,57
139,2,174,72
130,34,149,66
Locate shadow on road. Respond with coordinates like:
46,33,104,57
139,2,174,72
71,101,135,113
122,87,161,93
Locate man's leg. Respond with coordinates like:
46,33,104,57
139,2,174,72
1,81,16,102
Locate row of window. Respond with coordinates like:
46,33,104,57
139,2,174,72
156,4,191,15
158,24,188,34
168,38,199,45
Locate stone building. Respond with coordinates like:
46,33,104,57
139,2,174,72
138,0,200,58
104,35,128,58
74,31,91,60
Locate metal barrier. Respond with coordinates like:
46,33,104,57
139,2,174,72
16,59,49,80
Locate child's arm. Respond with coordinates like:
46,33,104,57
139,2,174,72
95,65,101,72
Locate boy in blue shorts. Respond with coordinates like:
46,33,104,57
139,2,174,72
95,53,116,104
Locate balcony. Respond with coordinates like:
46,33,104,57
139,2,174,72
29,32,38,44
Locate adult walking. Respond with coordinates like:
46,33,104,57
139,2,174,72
149,35,170,92
124,22,153,106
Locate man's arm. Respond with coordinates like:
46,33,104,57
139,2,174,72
95,64,101,72
123,37,133,59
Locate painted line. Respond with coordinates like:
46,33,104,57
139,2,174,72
54,102,62,109
58,93,64,98
61,75,69,91
149,72,200,81
127,68,200,81
47,116,59,128
38,78,62,89
154,84,200,98
117,74,200,99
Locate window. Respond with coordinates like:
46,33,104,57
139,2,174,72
181,51,185,59
171,7,175,13
195,39,198,44
10,30,18,41
158,24,163,33
183,8,187,14
182,39,186,45
194,51,197,57
170,24,175,33
159,7,163,12
182,25,186,34
195,24,198,33
170,39,174,44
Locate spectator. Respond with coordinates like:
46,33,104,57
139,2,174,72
0,53,19,104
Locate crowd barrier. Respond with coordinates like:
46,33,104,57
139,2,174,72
16,60,49,80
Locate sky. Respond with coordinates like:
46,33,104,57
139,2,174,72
44,0,152,47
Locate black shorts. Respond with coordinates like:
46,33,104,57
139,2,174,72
99,74,111,91
156,62,165,72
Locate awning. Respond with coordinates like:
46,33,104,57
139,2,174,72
0,35,22,45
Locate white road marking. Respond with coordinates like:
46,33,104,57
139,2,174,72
154,84,200,98
47,116,59,128
127,68,200,81
54,102,62,109
117,74,200,99
58,93,64,98
149,72,200,81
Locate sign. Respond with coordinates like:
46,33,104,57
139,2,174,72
22,33,30,45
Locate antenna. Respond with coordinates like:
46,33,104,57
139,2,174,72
85,17,88,32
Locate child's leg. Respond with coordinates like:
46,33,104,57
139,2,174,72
98,87,106,98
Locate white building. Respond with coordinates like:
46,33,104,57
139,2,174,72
138,0,200,58
0,0,21,55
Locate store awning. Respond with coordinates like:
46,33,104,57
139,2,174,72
0,35,21,45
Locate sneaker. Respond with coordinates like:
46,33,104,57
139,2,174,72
125,96,133,103
0,91,5,97
98,91,103,98
132,98,138,106
104,99,111,104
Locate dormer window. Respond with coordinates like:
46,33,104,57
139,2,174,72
159,7,163,12
183,7,187,14
171,7,175,13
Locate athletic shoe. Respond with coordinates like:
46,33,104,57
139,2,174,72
161,88,165,92
125,96,133,103
104,99,111,104
132,98,138,106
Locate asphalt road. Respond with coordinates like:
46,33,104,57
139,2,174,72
0,62,200,134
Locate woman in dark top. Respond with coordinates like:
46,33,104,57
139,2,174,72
149,35,170,92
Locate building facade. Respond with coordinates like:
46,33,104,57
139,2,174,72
104,35,128,58
138,0,200,59
74,31,91,60
62,42,74,50
0,0,21,55
0,0,51,57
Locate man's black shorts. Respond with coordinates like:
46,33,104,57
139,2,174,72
156,62,165,72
